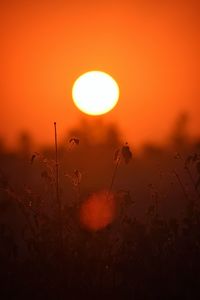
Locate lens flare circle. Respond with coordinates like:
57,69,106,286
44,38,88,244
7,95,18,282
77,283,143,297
72,71,119,116
80,190,116,231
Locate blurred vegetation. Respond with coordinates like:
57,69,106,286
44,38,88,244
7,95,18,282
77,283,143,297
0,116,200,299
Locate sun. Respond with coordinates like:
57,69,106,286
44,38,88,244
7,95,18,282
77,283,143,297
72,71,119,116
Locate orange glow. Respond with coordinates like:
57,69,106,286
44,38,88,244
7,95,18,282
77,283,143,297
0,1,199,148
80,191,116,231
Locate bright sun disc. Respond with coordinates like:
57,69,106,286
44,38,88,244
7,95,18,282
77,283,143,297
72,71,119,116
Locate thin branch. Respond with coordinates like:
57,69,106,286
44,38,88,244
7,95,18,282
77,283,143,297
173,169,189,201
107,156,121,200
54,122,63,252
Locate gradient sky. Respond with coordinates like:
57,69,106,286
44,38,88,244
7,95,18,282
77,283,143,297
1,0,199,148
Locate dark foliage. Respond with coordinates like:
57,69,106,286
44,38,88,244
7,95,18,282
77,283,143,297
0,122,200,299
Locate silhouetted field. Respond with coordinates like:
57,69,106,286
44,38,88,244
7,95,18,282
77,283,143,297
0,119,200,299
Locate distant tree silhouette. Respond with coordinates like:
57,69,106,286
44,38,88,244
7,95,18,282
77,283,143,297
170,113,190,148
66,119,121,147
0,137,6,154
17,131,33,157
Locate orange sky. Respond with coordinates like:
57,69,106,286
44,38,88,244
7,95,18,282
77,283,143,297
0,0,199,148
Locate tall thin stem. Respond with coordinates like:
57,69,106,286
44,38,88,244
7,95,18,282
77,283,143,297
107,156,121,199
54,122,63,252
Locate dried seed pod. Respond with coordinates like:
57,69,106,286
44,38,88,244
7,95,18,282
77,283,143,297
73,169,82,186
69,138,80,145
122,143,132,164
65,169,82,187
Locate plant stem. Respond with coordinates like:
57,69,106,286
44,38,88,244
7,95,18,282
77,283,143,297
54,122,63,252
107,156,121,199
173,169,189,201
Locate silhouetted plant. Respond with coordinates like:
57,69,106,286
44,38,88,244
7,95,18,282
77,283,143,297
108,143,132,197
1,123,200,299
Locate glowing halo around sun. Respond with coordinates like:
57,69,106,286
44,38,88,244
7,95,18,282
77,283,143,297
72,71,119,116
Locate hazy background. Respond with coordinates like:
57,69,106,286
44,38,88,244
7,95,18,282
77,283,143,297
0,0,199,149
0,3,200,297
